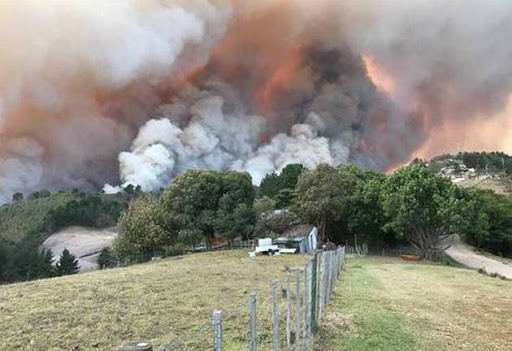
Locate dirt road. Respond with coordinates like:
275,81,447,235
42,226,117,272
444,235,512,279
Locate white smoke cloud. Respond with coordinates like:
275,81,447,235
0,0,234,202
237,124,334,184
113,79,347,190
109,82,266,191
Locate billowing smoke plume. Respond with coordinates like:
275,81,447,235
3,0,512,201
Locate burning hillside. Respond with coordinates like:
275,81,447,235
2,0,512,201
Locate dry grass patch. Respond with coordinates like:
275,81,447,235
0,251,309,350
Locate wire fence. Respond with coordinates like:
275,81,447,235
344,244,369,256
344,244,451,264
124,248,345,351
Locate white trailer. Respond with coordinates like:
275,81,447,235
254,238,280,255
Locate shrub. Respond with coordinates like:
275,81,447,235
55,248,79,276
97,247,117,269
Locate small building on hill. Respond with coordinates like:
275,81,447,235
274,224,318,253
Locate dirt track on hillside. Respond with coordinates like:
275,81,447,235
41,226,117,272
444,235,512,279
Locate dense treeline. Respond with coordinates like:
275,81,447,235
0,191,129,283
461,189,512,257
5,159,512,283
115,163,512,263
115,170,255,262
427,151,512,174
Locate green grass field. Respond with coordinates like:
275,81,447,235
4,252,511,351
0,251,309,350
316,256,512,351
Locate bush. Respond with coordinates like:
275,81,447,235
97,247,117,269
115,195,170,263
12,192,23,202
163,244,186,257
461,189,512,258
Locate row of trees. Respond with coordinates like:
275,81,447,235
114,170,256,262
461,189,512,257
294,164,512,258
427,151,512,174
0,190,129,283
0,245,79,282
115,163,512,262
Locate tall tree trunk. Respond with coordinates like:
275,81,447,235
322,216,327,242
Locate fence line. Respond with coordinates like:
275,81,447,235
344,244,369,256
146,248,345,351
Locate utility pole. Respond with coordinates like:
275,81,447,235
502,157,506,174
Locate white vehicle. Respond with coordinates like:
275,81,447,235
255,238,280,255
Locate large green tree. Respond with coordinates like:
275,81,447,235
214,172,256,243
115,195,171,262
344,167,388,246
381,166,469,257
3,245,55,281
160,170,224,248
160,170,256,248
294,164,345,240
259,164,306,207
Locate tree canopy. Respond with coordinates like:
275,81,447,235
115,195,170,262
461,188,512,257
381,166,469,257
294,164,346,240
259,164,306,207
116,170,257,259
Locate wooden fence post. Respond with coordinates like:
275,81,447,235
213,310,223,351
304,262,310,348
295,269,301,351
322,251,329,317
286,275,292,350
310,252,318,333
250,293,258,351
327,251,333,304
317,252,324,320
272,280,280,351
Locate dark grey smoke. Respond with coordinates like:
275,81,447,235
2,0,512,201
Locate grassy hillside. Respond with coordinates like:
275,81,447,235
456,176,511,195
0,191,78,243
0,251,309,350
0,191,129,245
316,256,512,351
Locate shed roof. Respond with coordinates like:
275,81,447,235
281,224,315,238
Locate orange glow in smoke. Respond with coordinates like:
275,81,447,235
383,95,512,174
257,47,305,114
413,96,512,159
362,54,396,97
